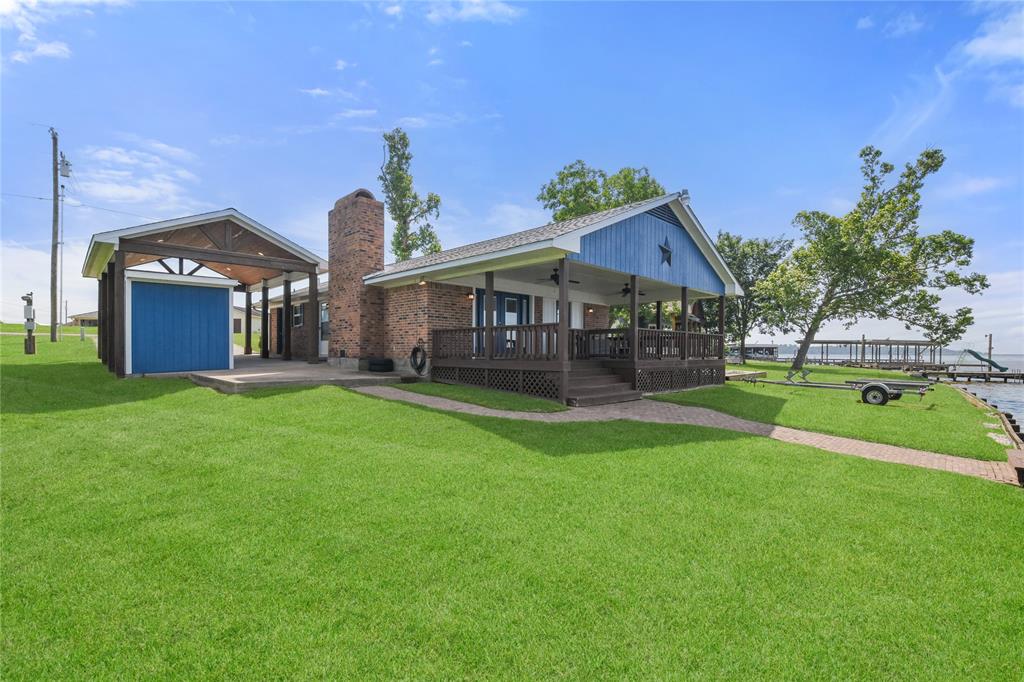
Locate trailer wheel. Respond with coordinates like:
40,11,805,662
861,385,889,406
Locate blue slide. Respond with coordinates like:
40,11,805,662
963,349,1008,372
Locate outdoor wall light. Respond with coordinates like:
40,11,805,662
418,277,427,286
466,293,475,300
587,307,594,314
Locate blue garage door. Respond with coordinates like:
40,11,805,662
131,281,230,373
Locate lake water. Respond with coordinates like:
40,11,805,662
951,354,1024,420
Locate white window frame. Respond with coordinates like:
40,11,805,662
292,303,304,328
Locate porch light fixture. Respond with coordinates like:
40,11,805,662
466,292,475,301
156,238,164,243
587,307,594,314
418,277,427,286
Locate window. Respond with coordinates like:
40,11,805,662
319,302,329,339
292,304,304,327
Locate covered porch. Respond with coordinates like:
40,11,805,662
427,258,725,404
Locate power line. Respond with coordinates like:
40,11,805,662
1,192,159,220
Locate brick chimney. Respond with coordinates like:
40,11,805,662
328,189,386,365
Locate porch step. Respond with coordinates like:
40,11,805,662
566,364,642,407
567,390,643,407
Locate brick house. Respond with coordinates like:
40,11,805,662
265,188,742,405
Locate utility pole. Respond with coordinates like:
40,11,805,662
986,333,993,362
49,128,59,342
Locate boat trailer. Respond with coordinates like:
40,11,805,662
741,369,934,406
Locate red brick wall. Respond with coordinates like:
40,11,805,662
328,189,386,359
383,282,472,358
269,304,312,360
584,303,610,329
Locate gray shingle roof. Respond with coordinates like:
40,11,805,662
367,193,678,278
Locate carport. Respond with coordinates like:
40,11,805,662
82,209,326,377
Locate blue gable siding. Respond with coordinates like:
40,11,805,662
568,210,725,294
130,281,230,373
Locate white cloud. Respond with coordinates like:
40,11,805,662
299,87,331,97
349,124,385,134
396,116,429,129
883,12,924,38
75,137,208,213
426,1,523,24
335,58,352,71
459,40,473,47
428,46,440,55
334,108,377,118
1,0,120,64
872,66,956,151
856,16,874,30
9,39,70,62
383,5,402,16
428,58,443,67
484,202,550,232
963,7,1024,64
937,175,1013,199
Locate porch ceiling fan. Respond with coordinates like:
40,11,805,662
618,283,646,297
536,268,580,286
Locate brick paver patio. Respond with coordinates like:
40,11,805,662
355,386,1022,486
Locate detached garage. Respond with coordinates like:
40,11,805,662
82,208,326,377
125,272,235,374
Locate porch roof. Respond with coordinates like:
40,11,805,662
362,193,743,296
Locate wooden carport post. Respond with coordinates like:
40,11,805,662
97,276,105,361
282,276,292,360
307,272,319,364
105,262,115,370
260,280,269,359
113,250,126,377
681,286,689,358
558,259,570,403
244,291,252,355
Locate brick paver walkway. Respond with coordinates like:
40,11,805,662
355,386,1022,486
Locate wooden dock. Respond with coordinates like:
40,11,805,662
921,369,1023,383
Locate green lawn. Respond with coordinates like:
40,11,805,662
394,381,568,412
232,332,261,349
3,338,1023,679
652,361,1006,461
1,321,96,334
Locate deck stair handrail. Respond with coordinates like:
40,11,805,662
572,328,630,360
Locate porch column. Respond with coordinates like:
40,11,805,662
113,249,125,377
484,271,494,360
244,290,252,355
718,294,726,359
558,258,570,403
655,300,662,330
105,262,115,370
307,272,319,364
260,279,269,359
97,276,105,361
681,286,689,358
282,276,292,361
629,275,639,364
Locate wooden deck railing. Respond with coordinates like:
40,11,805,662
433,326,724,361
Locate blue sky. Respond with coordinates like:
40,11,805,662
2,1,1022,350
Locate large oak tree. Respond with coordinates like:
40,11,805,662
757,146,987,370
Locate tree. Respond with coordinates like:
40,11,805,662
704,232,793,363
756,146,988,370
537,160,666,221
378,128,442,261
